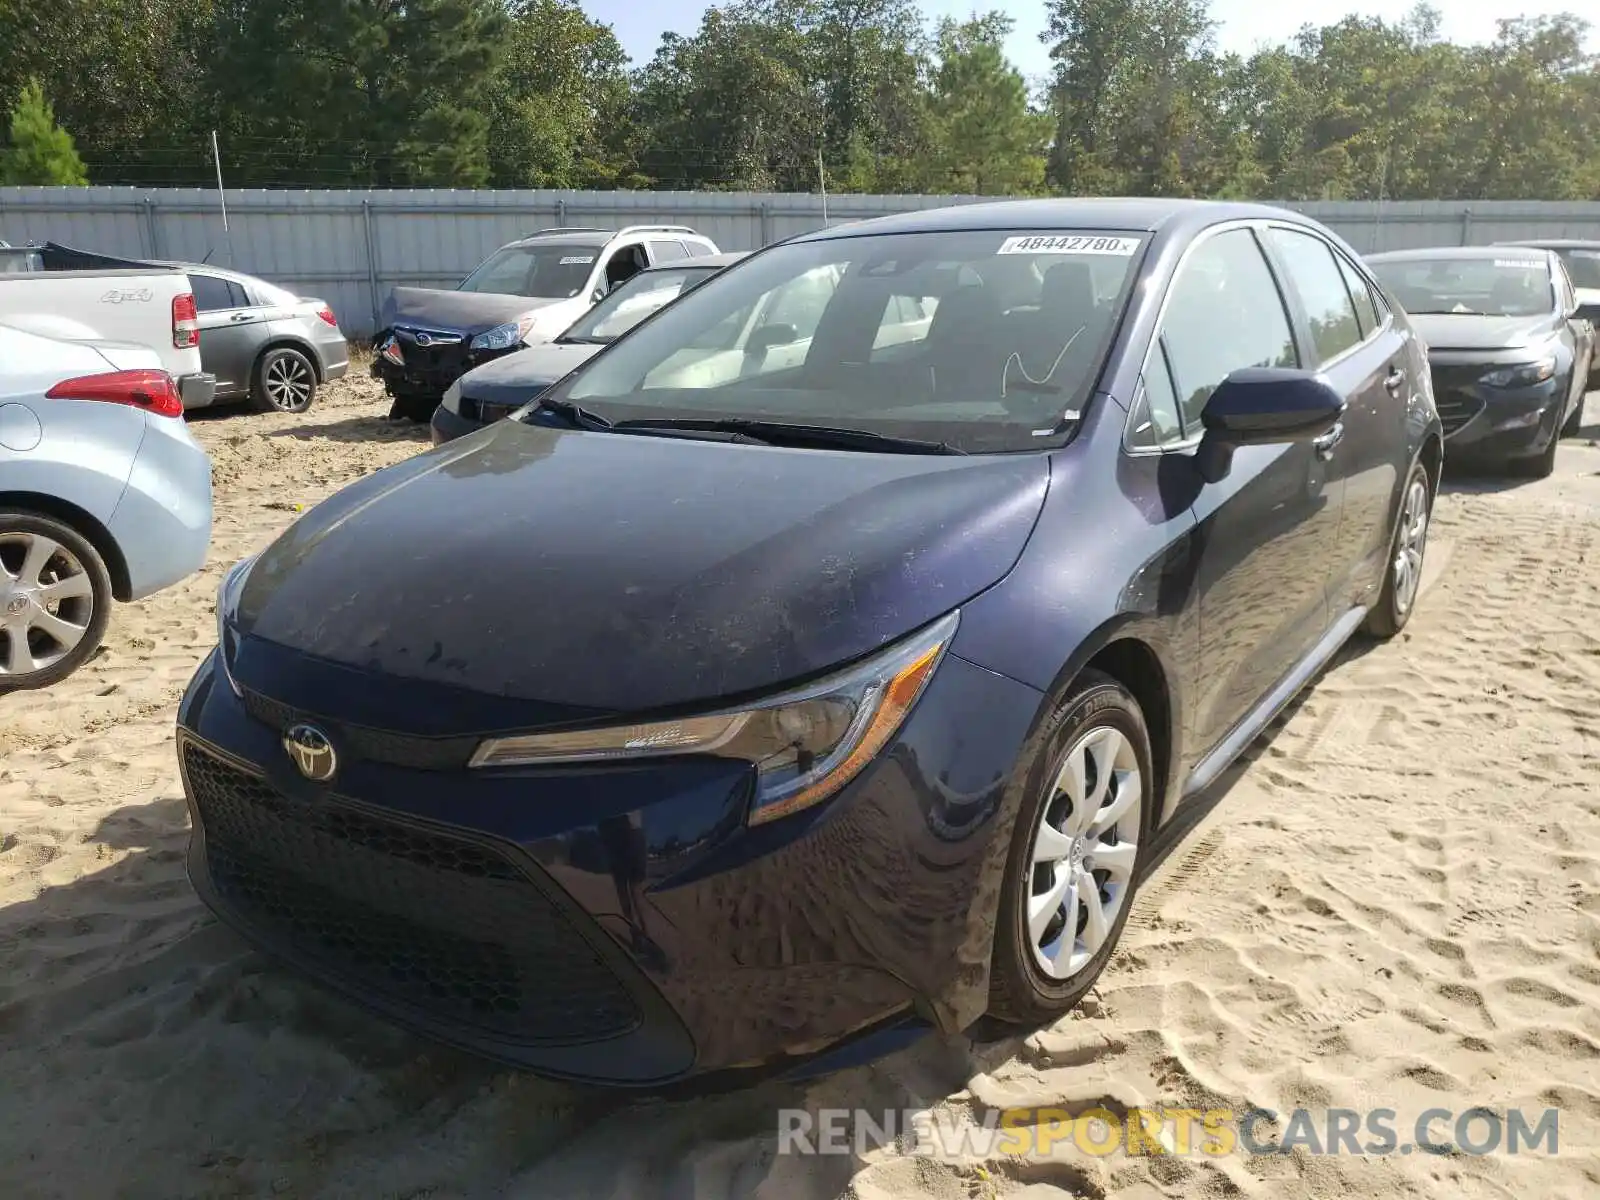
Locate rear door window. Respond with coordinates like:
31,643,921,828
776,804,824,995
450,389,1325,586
1265,227,1363,363
190,274,235,313
1334,254,1381,337
649,239,688,264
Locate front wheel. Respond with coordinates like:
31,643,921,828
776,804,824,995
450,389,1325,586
0,510,113,693
1561,391,1586,438
987,672,1153,1026
1364,462,1431,639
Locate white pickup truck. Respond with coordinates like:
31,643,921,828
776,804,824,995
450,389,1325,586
0,242,215,409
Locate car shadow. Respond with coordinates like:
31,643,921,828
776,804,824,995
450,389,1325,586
266,415,432,445
0,790,628,1193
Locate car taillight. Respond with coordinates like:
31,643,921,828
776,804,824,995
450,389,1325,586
173,292,199,348
46,369,184,418
315,305,338,327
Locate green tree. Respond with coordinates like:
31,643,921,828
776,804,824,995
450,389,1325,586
0,79,88,185
206,0,507,186
0,0,212,185
926,14,1047,194
631,5,822,190
485,0,637,188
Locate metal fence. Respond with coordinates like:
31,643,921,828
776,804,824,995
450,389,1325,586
5,186,1600,338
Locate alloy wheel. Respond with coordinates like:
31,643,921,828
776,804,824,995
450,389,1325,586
0,532,95,677
265,354,313,410
1392,477,1430,616
1025,724,1143,981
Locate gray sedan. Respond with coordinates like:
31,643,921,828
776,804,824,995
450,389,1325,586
177,264,350,413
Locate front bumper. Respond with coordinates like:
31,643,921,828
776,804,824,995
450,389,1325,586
370,333,517,399
1429,364,1564,460
429,402,483,447
178,372,217,410
176,640,1043,1085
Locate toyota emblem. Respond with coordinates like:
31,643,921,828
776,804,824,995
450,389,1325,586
283,723,337,782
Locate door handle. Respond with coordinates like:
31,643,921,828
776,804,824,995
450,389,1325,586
1313,422,1345,459
229,313,254,323
1384,366,1406,395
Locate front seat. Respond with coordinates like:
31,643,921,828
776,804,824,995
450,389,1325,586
922,285,1007,406
1015,261,1103,382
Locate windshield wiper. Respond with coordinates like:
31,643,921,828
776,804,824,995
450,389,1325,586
609,417,967,455
526,397,613,430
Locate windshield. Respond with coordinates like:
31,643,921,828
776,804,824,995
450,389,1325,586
562,265,720,342
1370,255,1555,317
1556,248,1600,290
545,229,1146,453
458,243,600,298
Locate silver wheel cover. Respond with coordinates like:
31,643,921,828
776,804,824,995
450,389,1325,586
1024,724,1143,981
0,531,94,677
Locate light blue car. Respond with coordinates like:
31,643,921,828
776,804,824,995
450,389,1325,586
0,323,213,691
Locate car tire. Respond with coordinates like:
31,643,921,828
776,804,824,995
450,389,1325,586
1561,392,1585,438
1509,414,1562,479
250,347,318,414
0,509,113,694
1364,461,1432,639
987,670,1154,1027
389,393,439,424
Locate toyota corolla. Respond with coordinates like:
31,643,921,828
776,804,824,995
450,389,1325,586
179,200,1442,1087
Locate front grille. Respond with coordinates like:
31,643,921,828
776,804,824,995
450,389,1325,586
183,741,640,1045
1428,366,1485,437
240,688,479,771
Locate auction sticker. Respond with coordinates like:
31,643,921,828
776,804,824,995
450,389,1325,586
560,255,596,265
999,235,1139,256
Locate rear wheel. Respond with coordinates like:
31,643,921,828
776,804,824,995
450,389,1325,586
251,347,318,414
0,510,113,693
1364,462,1431,639
988,672,1153,1026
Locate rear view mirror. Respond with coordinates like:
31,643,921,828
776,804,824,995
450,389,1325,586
745,323,799,359
1196,368,1346,483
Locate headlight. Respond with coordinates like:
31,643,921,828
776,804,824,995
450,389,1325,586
441,380,462,414
470,317,535,351
1481,355,1557,388
470,610,960,825
216,553,258,696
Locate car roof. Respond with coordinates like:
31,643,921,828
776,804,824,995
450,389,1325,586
1366,246,1555,263
162,260,276,286
790,197,1314,243
1496,238,1600,250
646,251,748,271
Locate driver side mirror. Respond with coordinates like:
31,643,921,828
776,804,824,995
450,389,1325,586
592,286,607,304
1194,368,1346,484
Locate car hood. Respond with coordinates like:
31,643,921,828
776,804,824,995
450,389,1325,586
232,422,1049,733
379,286,568,334
1408,312,1562,352
456,341,603,405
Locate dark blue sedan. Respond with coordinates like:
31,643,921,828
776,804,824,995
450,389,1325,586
179,199,1442,1087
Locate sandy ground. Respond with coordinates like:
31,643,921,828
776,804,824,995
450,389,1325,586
2,375,1599,1200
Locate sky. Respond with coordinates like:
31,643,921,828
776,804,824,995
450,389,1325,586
583,1,1593,79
